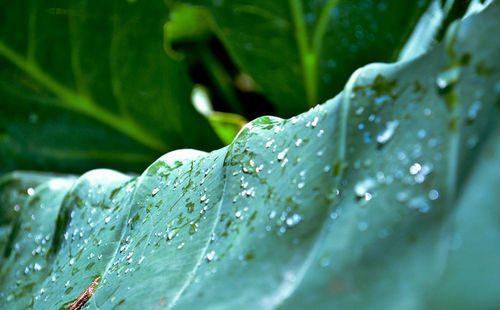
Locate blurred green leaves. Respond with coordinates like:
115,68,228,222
0,0,222,174
177,0,433,115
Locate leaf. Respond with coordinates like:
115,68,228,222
175,0,433,116
0,0,222,175
191,85,247,145
0,2,499,309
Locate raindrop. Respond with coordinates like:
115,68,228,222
409,163,422,175
269,210,276,219
417,129,426,139
436,67,460,93
355,107,364,115
152,188,159,197
408,196,431,213
374,95,392,105
428,189,439,200
286,214,302,227
277,149,288,161
206,250,215,261
376,120,399,145
466,101,482,121
358,222,368,231
311,117,319,128
354,178,375,199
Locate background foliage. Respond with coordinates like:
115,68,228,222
1,0,473,175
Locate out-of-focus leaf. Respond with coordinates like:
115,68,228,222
176,0,432,116
163,4,213,60
426,125,500,310
192,85,247,144
0,0,222,175
0,3,499,309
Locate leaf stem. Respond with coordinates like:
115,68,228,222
0,40,168,152
289,0,339,107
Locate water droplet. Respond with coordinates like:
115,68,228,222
428,189,439,200
152,188,159,196
374,95,392,105
376,120,399,145
409,163,422,175
277,149,288,161
358,221,368,231
269,210,276,219
408,196,430,213
105,217,111,224
206,250,215,261
467,101,482,121
354,178,375,199
436,67,460,93
417,129,426,139
295,139,303,147
311,117,319,128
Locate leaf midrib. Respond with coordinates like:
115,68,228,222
0,40,168,152
289,0,340,107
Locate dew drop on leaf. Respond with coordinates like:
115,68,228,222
376,120,399,145
286,214,302,227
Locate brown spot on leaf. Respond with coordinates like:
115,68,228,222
67,277,100,310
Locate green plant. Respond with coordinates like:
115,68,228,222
0,0,499,309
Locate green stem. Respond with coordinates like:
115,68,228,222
289,0,339,107
289,0,317,107
312,0,339,55
0,40,168,152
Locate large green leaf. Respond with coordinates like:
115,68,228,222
0,2,499,309
175,0,434,115
0,0,222,175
